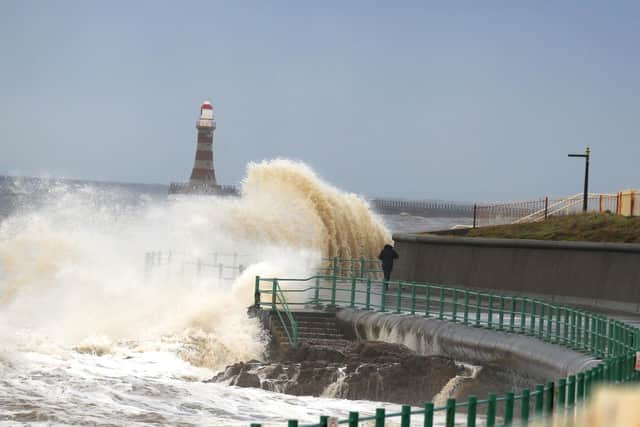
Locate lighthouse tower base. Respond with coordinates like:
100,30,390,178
168,182,239,196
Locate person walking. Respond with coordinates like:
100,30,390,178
378,244,399,285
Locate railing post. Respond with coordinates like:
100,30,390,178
498,296,505,330
452,289,458,322
570,309,577,345
535,384,544,415
509,296,516,332
555,306,561,344
466,396,477,427
319,416,329,427
424,286,431,317
288,420,298,427
596,363,603,383
546,381,554,414
521,389,530,422
486,393,496,427
577,311,584,349
557,378,566,408
410,284,417,314
445,398,455,427
576,372,585,401
475,293,481,327
314,276,320,305
595,316,602,357
530,300,536,335
546,306,553,342
380,282,387,312
271,280,277,311
350,277,356,307
348,411,359,427
463,291,470,325
487,294,494,328
365,278,371,310
504,392,514,425
424,402,434,427
396,282,403,313
567,375,576,407
375,408,385,427
473,203,478,228
607,319,613,356
254,276,261,308
438,287,445,320
375,408,386,427
401,404,411,427
563,306,570,345
520,297,527,333
584,370,591,397
331,257,338,304
544,196,549,219
599,194,603,212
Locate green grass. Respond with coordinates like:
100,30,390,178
428,213,640,243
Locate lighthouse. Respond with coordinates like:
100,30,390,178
168,100,238,196
189,101,217,186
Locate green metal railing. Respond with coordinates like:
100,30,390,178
252,273,640,427
255,276,301,346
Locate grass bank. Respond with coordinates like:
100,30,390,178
429,214,640,243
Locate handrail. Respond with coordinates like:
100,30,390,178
513,192,620,224
513,193,583,223
251,273,640,427
255,277,299,347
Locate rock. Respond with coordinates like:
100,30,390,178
284,343,346,363
260,364,285,379
232,371,261,388
208,340,466,406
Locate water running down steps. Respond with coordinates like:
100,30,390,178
263,310,351,353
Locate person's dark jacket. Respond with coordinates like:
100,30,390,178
378,244,399,271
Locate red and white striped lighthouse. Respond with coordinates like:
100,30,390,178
189,101,217,186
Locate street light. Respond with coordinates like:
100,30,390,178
568,146,591,212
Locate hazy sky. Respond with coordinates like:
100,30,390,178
1,1,638,201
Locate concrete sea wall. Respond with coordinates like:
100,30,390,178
336,308,599,382
392,234,640,313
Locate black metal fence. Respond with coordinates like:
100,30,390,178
370,198,474,217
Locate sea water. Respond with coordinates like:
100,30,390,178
0,161,467,426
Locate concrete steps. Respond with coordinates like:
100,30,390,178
268,310,347,353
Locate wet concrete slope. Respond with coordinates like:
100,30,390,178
336,308,600,381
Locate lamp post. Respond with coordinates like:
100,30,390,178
568,147,591,212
